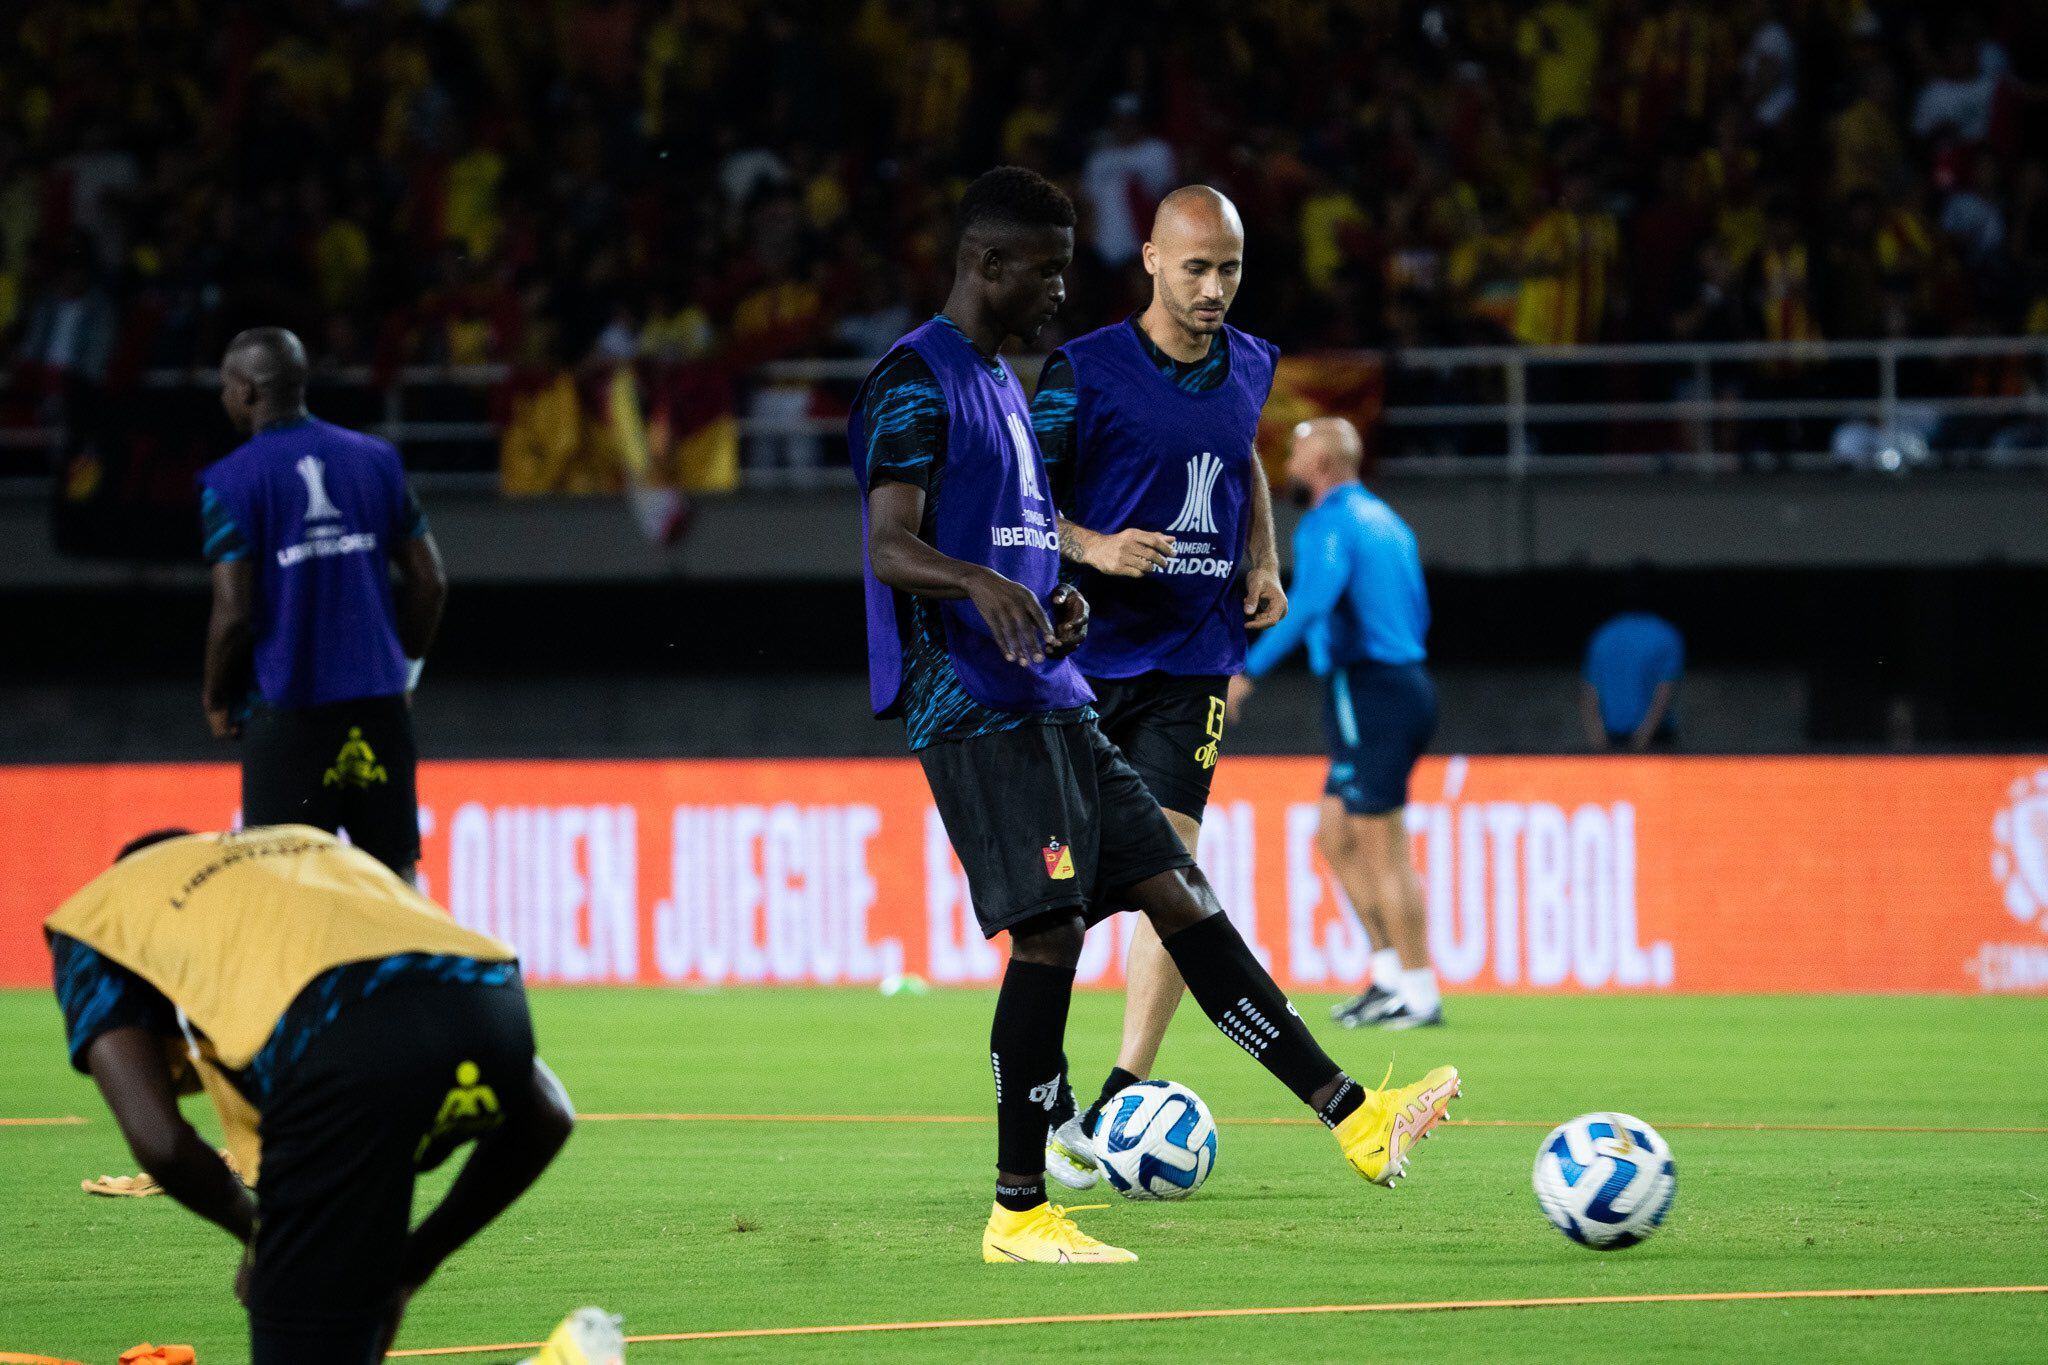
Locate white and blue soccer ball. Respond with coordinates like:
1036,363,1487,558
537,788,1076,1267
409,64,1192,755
1532,1112,1677,1249
1095,1080,1218,1201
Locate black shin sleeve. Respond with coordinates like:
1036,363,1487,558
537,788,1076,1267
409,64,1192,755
1161,912,1342,1105
990,958,1076,1176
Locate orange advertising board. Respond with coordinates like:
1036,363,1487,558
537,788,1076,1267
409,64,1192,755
2,756,2044,994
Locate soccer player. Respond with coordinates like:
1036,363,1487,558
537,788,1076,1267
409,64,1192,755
1581,601,1684,751
1227,418,1443,1029
47,825,573,1363
852,167,1458,1265
201,327,447,881
1028,185,1288,1187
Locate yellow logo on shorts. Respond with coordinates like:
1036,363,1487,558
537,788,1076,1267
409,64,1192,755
1042,838,1076,880
414,1059,503,1162
1194,694,1227,771
323,726,388,789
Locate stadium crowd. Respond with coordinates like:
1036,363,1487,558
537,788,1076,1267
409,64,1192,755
3,0,2046,470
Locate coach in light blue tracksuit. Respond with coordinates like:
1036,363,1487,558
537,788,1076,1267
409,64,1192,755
1227,416,1445,1029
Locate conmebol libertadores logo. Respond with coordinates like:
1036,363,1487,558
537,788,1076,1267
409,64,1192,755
1990,770,2048,931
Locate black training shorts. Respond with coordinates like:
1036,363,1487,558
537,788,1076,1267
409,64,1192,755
242,692,420,874
917,718,1194,938
1086,671,1229,822
245,979,538,1364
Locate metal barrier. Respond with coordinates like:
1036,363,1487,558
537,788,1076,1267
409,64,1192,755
4,337,2044,492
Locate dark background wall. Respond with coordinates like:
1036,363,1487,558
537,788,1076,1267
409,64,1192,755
6,566,2041,762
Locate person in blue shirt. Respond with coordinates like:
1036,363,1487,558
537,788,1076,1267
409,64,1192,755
200,327,447,881
1581,609,1684,751
1229,417,1444,1029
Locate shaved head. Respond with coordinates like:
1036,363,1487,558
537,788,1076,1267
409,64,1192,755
1293,418,1363,471
1150,184,1243,246
219,327,310,435
1140,185,1246,355
1284,417,1364,503
223,327,308,399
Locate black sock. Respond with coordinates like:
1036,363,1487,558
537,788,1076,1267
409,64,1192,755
1083,1066,1143,1135
995,1178,1046,1212
1049,1055,1078,1127
1315,1074,1367,1129
1161,912,1343,1106
990,957,1075,1182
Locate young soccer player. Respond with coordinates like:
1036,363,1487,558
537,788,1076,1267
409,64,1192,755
1028,186,1290,1186
852,167,1459,1264
1228,418,1445,1028
47,826,573,1362
202,327,447,882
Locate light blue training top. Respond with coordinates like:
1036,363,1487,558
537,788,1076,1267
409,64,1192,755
1584,611,1684,733
1244,481,1429,678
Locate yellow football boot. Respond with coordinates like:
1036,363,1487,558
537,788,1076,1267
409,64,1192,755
1332,1064,1461,1187
981,1201,1138,1263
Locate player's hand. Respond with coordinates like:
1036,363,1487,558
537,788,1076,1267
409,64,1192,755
1083,528,1175,578
206,705,241,741
1243,564,1287,629
1225,673,1255,723
1047,584,1090,659
966,567,1055,665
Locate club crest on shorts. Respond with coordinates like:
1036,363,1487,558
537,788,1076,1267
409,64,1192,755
1042,837,1075,880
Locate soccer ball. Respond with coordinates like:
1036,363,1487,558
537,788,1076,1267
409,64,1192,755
1531,1112,1677,1249
1095,1080,1217,1200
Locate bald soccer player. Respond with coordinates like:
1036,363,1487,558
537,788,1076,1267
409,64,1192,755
201,328,447,881
1228,418,1444,1029
47,825,572,1362
1030,186,1288,1186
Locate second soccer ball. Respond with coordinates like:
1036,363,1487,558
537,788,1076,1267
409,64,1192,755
1096,1080,1218,1200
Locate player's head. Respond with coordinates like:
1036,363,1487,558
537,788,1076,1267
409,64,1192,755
1284,417,1364,504
1143,186,1244,339
953,166,1075,343
115,829,192,863
219,327,309,435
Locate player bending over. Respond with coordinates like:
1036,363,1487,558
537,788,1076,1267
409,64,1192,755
1027,185,1289,1186
851,166,1459,1264
1229,418,1445,1028
47,826,573,1362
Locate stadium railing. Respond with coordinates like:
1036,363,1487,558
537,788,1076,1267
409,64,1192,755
2,337,2043,494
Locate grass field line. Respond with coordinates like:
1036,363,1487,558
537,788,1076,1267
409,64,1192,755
8,1112,2047,1135
385,1285,2048,1355
572,1112,2048,1136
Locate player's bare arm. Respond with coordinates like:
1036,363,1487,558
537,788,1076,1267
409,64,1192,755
202,559,255,740
393,529,448,661
1243,454,1287,628
1056,516,1176,576
867,480,1054,665
86,1025,256,1243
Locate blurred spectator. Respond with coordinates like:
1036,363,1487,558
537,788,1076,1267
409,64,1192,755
1079,94,1176,269
1911,30,2006,147
1514,170,1616,347
16,243,116,386
0,0,2038,478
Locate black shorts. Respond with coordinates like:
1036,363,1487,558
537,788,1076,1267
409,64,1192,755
917,718,1194,938
1086,672,1229,822
242,693,419,873
1321,661,1438,815
246,979,538,1364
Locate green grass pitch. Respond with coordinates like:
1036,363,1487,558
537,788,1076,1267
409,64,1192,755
3,989,2045,1361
